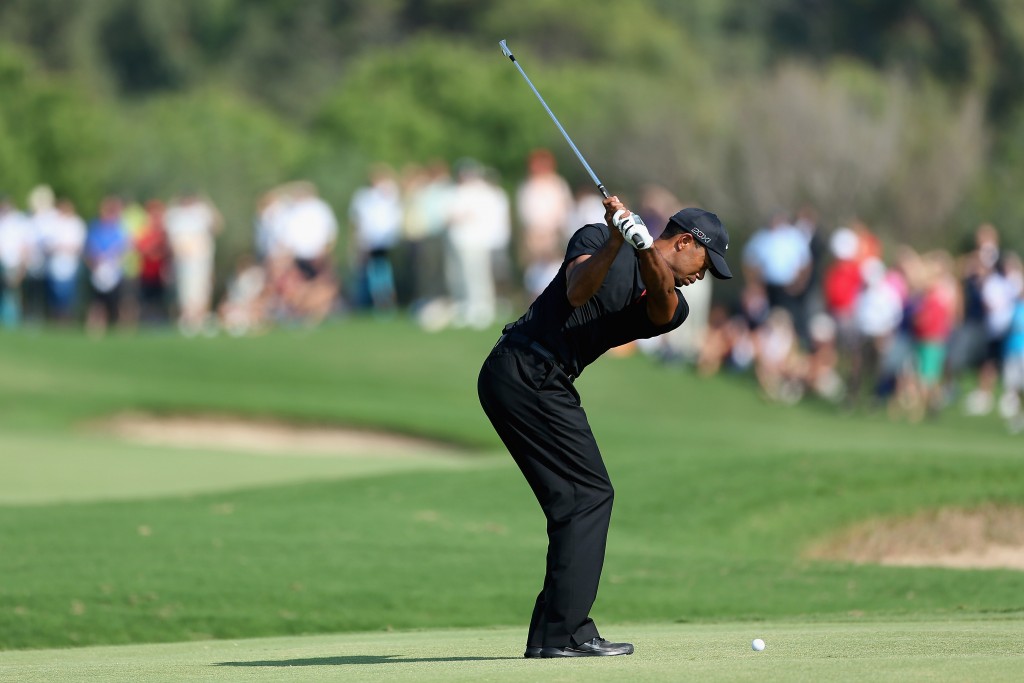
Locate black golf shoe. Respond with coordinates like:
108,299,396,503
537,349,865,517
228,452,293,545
524,645,542,658
539,637,634,657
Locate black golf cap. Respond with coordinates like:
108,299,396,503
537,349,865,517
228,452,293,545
667,207,732,279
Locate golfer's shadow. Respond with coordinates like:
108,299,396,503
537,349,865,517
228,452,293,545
215,654,517,667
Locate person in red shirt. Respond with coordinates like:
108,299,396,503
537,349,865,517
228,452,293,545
902,251,959,420
823,227,864,405
135,200,171,325
823,228,862,332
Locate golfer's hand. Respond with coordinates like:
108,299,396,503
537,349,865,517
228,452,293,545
604,197,653,250
606,201,655,252
603,196,626,230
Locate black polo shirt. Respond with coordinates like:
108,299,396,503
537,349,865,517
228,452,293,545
504,223,689,377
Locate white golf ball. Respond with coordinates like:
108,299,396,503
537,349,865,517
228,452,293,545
752,638,766,651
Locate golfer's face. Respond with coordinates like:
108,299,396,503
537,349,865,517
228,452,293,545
674,241,709,287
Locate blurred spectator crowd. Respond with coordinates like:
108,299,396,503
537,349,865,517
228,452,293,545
1,151,1022,432
0,187,226,337
695,212,1024,434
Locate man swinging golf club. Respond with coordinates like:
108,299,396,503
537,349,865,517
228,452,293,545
478,195,733,658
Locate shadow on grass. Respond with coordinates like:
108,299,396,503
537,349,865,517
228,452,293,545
215,654,518,666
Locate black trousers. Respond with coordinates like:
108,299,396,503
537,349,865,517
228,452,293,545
478,340,613,648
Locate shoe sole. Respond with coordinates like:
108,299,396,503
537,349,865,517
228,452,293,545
539,648,633,658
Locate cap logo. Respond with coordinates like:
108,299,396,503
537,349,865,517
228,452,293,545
689,227,711,244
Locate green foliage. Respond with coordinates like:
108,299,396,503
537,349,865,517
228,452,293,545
960,104,1024,253
106,89,309,259
482,0,687,70
1,0,1023,249
0,49,38,197
0,45,110,209
315,36,616,183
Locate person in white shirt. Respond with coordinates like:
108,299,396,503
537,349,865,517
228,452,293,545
165,192,222,335
349,165,402,311
278,184,338,279
0,197,32,328
850,258,905,405
23,185,58,321
43,199,87,322
446,160,509,329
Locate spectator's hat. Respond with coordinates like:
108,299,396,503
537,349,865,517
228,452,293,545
668,208,732,279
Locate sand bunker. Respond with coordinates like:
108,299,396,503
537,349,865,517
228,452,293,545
95,413,454,458
807,504,1024,571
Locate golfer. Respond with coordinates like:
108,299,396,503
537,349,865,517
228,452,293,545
478,195,732,658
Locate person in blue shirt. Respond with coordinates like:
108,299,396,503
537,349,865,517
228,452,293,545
1003,282,1024,433
84,196,130,333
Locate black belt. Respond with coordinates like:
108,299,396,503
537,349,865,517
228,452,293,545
497,332,576,380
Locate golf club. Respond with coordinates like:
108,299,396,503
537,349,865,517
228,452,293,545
499,40,608,200
499,40,647,249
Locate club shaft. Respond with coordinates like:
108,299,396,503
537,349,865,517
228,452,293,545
500,41,609,199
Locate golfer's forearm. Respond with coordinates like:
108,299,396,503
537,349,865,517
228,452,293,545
566,232,625,307
637,248,677,325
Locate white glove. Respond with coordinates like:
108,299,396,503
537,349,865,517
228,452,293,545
612,209,653,250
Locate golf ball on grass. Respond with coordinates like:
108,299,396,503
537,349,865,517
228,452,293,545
752,638,766,651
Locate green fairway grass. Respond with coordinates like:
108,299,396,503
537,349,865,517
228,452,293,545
2,320,1023,658
2,620,1023,682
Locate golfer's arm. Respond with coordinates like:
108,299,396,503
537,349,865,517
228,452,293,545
565,230,625,307
637,247,679,326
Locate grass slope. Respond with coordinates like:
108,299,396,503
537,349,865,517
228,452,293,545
1,321,1023,651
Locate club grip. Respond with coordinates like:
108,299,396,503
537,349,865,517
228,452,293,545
598,184,610,199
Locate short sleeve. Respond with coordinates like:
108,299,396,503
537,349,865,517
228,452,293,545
565,223,609,264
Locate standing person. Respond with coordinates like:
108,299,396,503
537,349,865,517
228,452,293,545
446,159,507,329
118,198,149,329
24,185,58,322
165,192,222,335
516,149,574,301
949,225,996,406
135,200,172,325
0,196,32,328
84,196,130,334
1003,278,1024,434
349,165,402,313
822,227,864,404
794,204,826,348
742,211,812,334
404,160,453,310
852,258,904,408
43,199,87,324
903,251,958,421
478,196,732,658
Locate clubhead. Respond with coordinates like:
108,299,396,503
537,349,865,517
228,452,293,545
499,40,513,59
